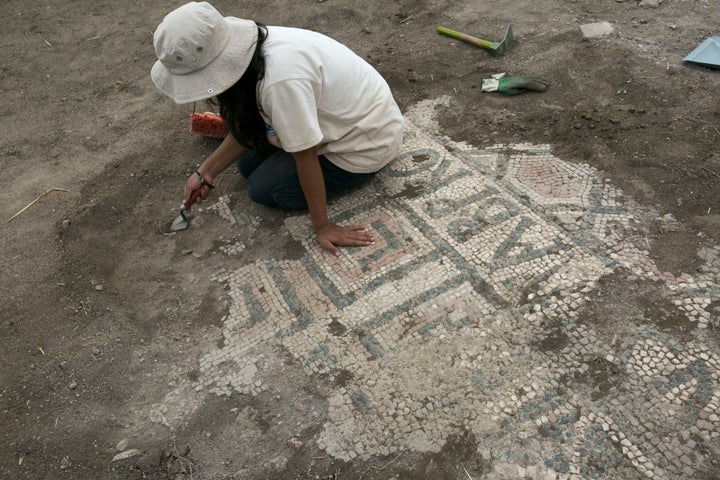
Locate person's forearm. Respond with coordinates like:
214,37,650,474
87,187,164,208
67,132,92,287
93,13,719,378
197,133,248,180
292,147,329,230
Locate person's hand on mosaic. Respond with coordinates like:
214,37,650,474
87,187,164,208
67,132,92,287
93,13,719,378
315,223,374,256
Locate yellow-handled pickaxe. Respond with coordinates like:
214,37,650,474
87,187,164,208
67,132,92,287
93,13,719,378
437,24,513,56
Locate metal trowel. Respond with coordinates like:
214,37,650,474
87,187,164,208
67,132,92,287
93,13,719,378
170,188,203,232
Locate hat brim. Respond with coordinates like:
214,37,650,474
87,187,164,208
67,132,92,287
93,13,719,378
151,17,258,104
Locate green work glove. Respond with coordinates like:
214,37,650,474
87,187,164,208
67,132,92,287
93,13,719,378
481,76,548,96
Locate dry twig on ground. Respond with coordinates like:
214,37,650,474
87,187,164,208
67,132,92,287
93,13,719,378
7,188,70,223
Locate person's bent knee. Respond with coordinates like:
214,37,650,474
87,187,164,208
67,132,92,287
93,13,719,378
246,178,276,207
272,189,307,210
246,180,306,210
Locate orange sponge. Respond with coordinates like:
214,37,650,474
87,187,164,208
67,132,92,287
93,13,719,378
189,112,228,139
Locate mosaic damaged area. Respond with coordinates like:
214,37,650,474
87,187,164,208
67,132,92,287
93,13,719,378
158,98,720,479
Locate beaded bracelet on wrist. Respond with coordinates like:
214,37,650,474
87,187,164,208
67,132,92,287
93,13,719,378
196,170,215,189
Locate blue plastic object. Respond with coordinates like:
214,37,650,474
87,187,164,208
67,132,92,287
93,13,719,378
684,36,720,69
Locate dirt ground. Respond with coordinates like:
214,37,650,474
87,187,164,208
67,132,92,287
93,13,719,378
2,0,719,479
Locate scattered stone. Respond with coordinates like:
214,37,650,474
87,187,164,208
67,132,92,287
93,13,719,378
116,439,129,451
639,0,663,7
112,449,142,462
68,381,77,390
580,22,614,39
95,284,104,291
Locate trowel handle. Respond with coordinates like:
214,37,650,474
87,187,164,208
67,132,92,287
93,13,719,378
437,26,493,49
182,187,204,213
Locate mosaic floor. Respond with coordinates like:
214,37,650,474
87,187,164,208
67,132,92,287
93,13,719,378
154,97,720,479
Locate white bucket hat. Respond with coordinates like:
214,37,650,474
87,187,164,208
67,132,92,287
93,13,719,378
151,2,258,104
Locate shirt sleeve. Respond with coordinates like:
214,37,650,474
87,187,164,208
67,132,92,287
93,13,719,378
259,78,324,152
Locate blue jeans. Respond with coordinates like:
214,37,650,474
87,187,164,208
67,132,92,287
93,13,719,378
236,145,376,210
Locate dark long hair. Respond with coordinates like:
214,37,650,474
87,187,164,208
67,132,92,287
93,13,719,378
210,24,268,149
